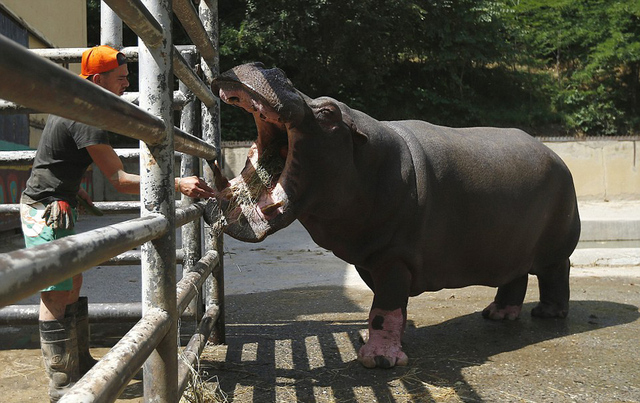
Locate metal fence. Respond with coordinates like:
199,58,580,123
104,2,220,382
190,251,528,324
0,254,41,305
0,0,224,401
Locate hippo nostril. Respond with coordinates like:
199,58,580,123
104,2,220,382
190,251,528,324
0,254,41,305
228,96,240,103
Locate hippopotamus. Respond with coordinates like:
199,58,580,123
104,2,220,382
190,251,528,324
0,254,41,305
204,62,581,369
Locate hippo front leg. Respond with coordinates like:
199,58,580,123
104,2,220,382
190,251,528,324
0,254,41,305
356,265,410,369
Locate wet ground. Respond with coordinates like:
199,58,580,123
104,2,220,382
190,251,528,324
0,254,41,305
0,202,639,402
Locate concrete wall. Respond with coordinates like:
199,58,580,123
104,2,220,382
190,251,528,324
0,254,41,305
219,140,640,202
545,140,639,201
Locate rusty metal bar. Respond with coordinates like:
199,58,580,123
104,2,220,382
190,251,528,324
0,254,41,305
0,99,39,114
173,0,218,76
0,150,37,165
0,149,183,167
0,297,203,325
138,0,178,399
0,37,218,160
174,48,217,109
0,200,203,217
199,0,225,344
0,303,144,325
103,0,164,47
17,46,216,112
176,251,219,315
174,126,218,160
0,91,187,114
179,48,204,318
29,46,138,62
0,34,165,144
122,90,190,110
101,1,124,48
99,248,184,266
0,201,138,215
0,81,198,116
0,214,169,308
59,308,171,403
177,304,220,396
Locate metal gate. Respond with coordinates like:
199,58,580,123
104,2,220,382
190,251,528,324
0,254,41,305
0,0,224,401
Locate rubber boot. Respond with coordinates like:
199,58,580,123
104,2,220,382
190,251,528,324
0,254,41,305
76,296,98,374
39,304,80,402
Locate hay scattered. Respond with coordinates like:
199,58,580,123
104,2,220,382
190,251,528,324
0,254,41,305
179,350,228,403
215,142,286,228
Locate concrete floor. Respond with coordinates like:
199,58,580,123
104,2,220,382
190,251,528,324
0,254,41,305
0,202,639,402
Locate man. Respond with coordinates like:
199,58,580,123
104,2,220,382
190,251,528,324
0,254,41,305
20,45,215,402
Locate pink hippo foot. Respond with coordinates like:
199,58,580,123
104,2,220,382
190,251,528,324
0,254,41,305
482,302,522,321
357,308,409,369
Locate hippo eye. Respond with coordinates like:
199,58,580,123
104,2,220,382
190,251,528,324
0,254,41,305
318,108,333,116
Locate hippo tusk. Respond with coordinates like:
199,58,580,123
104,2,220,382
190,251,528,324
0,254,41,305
260,201,284,215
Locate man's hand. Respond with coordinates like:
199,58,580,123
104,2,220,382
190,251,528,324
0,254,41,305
42,201,74,230
76,192,104,216
177,176,216,199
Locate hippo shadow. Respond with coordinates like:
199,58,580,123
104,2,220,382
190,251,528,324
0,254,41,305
202,285,640,403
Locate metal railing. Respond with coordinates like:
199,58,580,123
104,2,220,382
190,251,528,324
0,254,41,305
0,0,223,401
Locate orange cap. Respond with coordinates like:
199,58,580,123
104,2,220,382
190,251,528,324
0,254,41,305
80,45,127,78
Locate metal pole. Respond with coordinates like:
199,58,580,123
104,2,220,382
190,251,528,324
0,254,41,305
138,0,178,400
0,36,217,160
199,0,225,344
0,215,169,308
101,1,123,48
180,49,204,319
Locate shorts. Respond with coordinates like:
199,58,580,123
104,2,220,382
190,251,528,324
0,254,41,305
20,201,77,292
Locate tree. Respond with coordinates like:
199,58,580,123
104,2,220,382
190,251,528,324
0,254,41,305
512,0,640,135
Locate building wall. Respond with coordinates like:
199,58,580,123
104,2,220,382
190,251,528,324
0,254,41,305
1,0,87,49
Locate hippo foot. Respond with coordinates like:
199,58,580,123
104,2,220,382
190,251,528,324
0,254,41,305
482,302,522,321
531,302,568,318
357,308,408,369
358,340,408,369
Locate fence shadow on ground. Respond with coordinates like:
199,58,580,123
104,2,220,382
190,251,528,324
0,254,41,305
199,285,640,402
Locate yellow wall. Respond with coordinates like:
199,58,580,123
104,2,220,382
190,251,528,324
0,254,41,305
2,0,87,49
2,0,87,148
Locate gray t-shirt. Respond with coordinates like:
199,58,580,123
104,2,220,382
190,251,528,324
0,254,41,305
23,115,109,207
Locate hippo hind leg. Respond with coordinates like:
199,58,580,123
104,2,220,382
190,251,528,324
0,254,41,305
531,258,570,318
482,274,528,320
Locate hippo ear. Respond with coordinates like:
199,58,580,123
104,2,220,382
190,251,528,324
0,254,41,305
351,124,368,145
342,113,368,145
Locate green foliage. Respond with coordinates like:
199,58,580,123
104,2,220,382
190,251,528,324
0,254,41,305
87,0,640,139
217,0,640,139
511,0,640,135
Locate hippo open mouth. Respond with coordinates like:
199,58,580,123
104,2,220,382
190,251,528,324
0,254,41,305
204,63,305,242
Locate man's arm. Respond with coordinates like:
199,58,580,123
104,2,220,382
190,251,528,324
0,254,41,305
86,144,140,194
86,144,217,198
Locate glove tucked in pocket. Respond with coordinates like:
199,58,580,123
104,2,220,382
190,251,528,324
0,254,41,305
42,200,75,230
